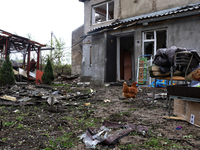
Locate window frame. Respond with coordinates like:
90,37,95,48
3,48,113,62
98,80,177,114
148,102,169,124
92,0,114,25
142,29,167,56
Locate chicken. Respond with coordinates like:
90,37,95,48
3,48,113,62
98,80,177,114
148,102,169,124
122,81,138,99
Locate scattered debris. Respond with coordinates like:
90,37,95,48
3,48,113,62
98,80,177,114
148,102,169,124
0,81,200,149
104,83,110,87
84,103,91,106
175,126,182,130
63,102,79,107
47,96,59,105
79,120,149,149
15,82,28,85
104,99,111,103
0,95,17,101
162,116,185,121
18,97,32,102
147,92,167,99
13,109,20,113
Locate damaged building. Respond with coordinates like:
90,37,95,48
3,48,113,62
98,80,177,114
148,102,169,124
72,0,200,85
71,25,84,75
0,29,46,82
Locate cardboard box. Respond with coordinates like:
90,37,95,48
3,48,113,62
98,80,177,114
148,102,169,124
174,99,200,127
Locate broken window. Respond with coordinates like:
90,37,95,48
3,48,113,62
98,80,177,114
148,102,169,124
92,1,114,24
142,29,167,57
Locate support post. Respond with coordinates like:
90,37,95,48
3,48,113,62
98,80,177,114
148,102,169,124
27,44,31,81
5,38,8,59
37,47,41,70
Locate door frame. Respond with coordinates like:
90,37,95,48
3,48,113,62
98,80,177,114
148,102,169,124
104,33,117,82
116,33,135,80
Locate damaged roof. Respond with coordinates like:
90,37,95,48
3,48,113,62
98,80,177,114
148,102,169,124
0,29,45,48
0,29,46,55
87,2,200,36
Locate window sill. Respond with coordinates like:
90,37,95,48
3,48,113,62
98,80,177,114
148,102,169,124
91,19,114,26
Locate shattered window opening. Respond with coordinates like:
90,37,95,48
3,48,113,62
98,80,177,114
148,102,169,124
92,1,114,24
144,32,154,40
142,29,167,57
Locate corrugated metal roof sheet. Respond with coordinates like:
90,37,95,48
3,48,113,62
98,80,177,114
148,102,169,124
90,2,200,32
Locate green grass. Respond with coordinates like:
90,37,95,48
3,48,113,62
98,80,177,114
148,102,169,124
42,133,50,137
52,83,70,86
0,137,9,142
15,116,24,122
48,132,77,149
119,111,131,116
16,124,25,129
3,121,16,127
61,116,74,121
118,144,134,150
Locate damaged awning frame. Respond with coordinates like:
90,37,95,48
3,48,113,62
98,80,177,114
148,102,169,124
0,29,46,81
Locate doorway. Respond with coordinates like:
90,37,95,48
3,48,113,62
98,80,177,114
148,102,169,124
119,35,134,80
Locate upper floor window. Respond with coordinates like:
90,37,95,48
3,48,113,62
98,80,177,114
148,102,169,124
92,1,114,25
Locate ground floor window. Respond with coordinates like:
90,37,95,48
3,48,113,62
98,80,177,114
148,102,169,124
142,29,167,57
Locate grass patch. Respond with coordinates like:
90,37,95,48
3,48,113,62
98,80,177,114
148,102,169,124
118,144,134,150
48,132,77,149
61,116,74,121
3,121,16,127
16,124,25,129
15,116,24,122
119,111,131,117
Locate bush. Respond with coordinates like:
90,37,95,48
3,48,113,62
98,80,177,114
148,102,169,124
42,57,54,84
53,64,71,75
0,55,15,86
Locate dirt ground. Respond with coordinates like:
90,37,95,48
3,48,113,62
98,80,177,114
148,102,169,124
0,81,200,150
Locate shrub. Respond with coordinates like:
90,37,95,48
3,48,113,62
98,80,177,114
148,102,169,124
42,57,54,84
0,55,15,86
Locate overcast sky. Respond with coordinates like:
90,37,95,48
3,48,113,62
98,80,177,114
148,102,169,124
1,0,84,47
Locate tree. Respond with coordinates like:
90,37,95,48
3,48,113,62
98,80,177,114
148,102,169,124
41,32,71,74
0,55,15,86
42,57,54,84
49,32,66,66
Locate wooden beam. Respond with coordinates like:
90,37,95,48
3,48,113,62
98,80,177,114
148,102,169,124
5,37,8,59
27,44,31,81
162,116,185,121
37,47,41,70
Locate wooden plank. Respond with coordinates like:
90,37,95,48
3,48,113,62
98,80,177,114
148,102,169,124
156,76,185,80
162,116,185,121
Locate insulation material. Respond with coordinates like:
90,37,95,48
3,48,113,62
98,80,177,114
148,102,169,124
13,69,19,75
18,68,36,78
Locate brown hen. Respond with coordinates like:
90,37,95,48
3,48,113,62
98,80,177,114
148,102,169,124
122,81,138,99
